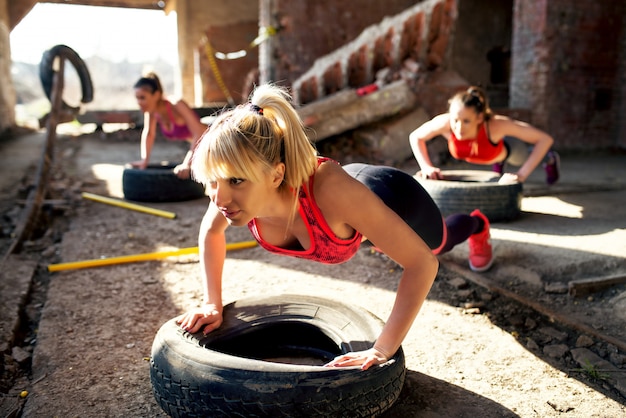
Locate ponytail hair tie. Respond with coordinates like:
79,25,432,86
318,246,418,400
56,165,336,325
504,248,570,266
249,103,264,115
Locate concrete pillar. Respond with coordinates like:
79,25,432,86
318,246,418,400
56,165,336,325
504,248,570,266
176,0,196,104
509,0,549,129
258,0,277,84
618,7,626,149
0,0,16,133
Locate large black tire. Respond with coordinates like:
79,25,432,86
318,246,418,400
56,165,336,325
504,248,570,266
122,163,206,203
39,44,94,112
150,294,406,418
415,170,523,222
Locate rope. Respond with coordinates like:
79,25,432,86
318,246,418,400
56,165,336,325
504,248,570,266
214,26,278,60
202,26,278,106
203,39,235,106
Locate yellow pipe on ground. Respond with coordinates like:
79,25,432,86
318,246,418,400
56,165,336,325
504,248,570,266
47,241,258,272
81,192,177,219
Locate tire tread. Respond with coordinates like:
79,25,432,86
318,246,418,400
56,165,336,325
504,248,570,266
150,295,406,417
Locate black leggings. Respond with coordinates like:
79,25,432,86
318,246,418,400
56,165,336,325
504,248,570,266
344,164,484,254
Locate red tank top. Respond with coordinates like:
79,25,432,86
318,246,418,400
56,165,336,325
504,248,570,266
448,123,503,163
247,158,363,264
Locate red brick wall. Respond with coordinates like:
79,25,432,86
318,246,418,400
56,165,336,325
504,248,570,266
511,0,626,150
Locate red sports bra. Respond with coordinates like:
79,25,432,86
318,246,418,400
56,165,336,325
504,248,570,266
155,101,192,141
448,123,503,164
247,157,363,264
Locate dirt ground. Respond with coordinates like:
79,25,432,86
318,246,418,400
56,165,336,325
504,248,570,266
1,128,625,417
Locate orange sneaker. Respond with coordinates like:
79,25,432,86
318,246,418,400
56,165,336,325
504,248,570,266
468,209,493,272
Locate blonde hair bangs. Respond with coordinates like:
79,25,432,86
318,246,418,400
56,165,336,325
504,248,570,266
191,113,275,185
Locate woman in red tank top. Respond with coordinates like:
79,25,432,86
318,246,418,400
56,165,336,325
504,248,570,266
131,72,208,179
176,84,496,371
409,86,559,185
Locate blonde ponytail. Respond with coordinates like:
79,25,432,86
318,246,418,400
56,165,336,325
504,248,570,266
250,84,318,191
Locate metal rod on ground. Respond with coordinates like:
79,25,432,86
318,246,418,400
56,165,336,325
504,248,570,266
443,261,626,353
81,192,177,219
3,58,65,261
47,241,258,272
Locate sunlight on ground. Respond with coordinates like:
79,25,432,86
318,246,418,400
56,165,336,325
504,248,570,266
499,195,626,258
91,163,124,198
58,123,133,134
521,196,583,218
490,227,626,258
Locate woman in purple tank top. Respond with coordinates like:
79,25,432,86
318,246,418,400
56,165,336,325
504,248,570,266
177,84,496,371
131,72,208,179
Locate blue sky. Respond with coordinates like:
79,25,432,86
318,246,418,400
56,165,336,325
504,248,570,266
10,3,178,65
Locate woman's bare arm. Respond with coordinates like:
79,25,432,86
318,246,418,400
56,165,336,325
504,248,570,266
491,116,554,182
176,202,229,334
315,163,439,369
409,114,450,179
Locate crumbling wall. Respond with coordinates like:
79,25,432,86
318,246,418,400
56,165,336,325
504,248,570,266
286,0,459,165
292,0,457,106
269,0,423,89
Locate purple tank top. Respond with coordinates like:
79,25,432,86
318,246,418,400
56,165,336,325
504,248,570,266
156,101,192,141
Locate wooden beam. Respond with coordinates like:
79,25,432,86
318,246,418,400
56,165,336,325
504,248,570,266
568,274,626,297
75,106,226,129
76,110,143,126
40,0,168,11
8,0,38,30
298,80,418,142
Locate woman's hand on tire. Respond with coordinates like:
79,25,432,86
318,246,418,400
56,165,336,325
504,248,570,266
324,347,389,370
173,164,191,179
176,304,223,334
130,160,148,169
419,167,444,180
498,172,520,184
